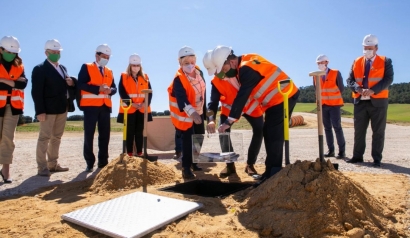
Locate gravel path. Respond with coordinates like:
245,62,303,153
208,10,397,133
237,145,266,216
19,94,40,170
1,112,409,197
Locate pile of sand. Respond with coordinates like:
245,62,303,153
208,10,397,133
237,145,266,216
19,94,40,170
239,159,399,237
90,156,175,193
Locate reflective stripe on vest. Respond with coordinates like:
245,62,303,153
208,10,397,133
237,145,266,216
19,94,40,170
128,94,145,98
352,55,387,99
221,103,232,110
80,63,113,107
0,64,24,109
240,54,298,111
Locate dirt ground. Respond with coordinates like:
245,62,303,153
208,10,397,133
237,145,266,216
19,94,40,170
0,113,409,237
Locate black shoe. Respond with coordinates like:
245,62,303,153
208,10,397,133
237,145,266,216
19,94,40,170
0,170,12,184
98,164,107,169
191,164,202,171
182,168,195,179
346,157,364,163
336,152,346,159
372,161,381,167
85,166,93,172
324,150,335,157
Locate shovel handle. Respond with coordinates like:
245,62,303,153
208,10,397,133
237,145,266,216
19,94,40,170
121,99,133,112
278,79,293,96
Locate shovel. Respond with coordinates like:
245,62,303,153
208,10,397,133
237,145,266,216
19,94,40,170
119,99,132,164
141,89,158,162
278,79,294,165
309,71,339,170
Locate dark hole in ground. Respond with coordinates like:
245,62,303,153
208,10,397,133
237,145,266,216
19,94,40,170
159,180,253,198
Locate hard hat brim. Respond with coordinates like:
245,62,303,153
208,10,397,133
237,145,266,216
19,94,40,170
206,66,217,76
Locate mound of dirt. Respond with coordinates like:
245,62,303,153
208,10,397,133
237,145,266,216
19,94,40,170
90,156,175,193
239,159,399,237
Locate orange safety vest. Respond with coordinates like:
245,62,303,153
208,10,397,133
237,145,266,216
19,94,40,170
211,76,263,117
313,69,343,106
239,54,299,113
80,63,113,107
352,55,388,99
0,64,24,109
168,66,203,131
118,73,151,114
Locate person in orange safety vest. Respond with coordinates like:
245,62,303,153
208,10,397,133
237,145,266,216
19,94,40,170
0,36,28,183
168,46,206,179
203,50,263,178
211,45,300,181
117,54,152,157
77,44,117,172
313,54,346,159
346,34,394,167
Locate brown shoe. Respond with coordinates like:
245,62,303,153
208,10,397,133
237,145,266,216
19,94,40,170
49,164,69,172
244,164,258,176
37,168,51,177
219,163,236,178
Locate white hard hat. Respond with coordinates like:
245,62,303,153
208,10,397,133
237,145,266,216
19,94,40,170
178,46,195,59
316,54,329,63
0,36,21,53
211,45,232,74
129,54,142,65
44,39,63,51
203,50,217,76
362,34,378,46
96,44,112,56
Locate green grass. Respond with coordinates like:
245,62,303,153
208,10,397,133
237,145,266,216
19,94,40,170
293,103,410,123
16,104,410,132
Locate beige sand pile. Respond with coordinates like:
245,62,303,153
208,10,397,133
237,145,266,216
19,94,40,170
239,159,399,237
90,156,175,193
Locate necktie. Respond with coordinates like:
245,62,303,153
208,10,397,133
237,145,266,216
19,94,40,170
99,66,104,76
363,60,371,89
321,75,325,82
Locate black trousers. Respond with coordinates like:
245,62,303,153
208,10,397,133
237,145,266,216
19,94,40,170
322,105,346,153
180,115,205,169
220,114,264,165
126,111,144,154
83,107,111,167
353,100,387,162
263,91,299,171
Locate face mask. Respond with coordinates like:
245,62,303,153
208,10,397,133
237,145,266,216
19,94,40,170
225,68,237,77
216,71,225,79
47,53,60,63
363,49,374,59
182,64,195,74
99,58,109,67
2,52,16,62
131,66,141,74
318,64,326,71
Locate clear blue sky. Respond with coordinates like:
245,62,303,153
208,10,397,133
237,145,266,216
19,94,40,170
3,0,410,117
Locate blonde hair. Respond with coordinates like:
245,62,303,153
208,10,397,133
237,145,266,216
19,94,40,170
126,64,146,81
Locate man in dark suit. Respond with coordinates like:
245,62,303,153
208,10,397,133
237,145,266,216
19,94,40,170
346,34,394,167
31,39,77,177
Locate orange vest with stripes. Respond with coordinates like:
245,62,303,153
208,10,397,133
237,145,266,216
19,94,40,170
119,73,151,114
239,54,299,113
313,69,343,106
352,55,388,99
80,63,113,107
0,64,24,109
211,77,263,117
168,67,202,131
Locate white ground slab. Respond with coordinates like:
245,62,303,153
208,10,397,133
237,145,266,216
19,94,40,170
61,192,203,238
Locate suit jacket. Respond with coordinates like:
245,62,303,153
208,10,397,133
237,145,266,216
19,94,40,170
346,56,394,107
31,60,77,115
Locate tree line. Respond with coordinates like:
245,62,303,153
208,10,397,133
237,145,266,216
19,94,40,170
297,82,410,104
17,82,409,125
